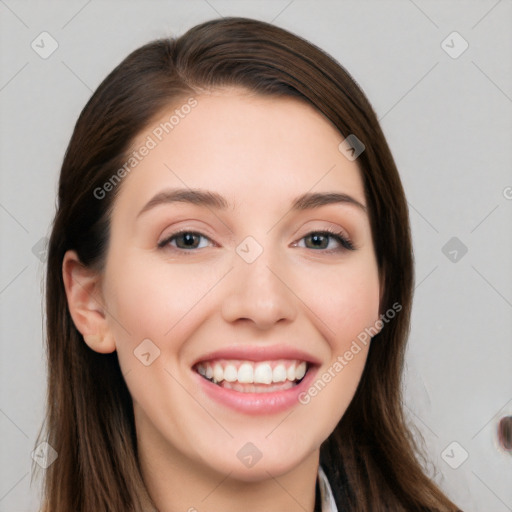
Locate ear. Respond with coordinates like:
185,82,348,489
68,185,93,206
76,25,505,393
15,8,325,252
62,250,116,354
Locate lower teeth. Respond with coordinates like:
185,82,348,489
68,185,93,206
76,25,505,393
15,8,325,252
199,373,305,393
219,380,297,393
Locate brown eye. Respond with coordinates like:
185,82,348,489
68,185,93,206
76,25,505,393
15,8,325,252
158,231,212,251
299,230,355,252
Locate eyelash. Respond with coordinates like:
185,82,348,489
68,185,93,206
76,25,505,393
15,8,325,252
157,228,355,254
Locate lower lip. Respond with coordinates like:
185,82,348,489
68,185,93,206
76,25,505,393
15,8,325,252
193,365,318,415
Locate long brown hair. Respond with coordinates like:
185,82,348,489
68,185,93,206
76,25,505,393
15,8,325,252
34,17,461,511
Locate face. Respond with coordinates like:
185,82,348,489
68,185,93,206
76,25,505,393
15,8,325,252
96,89,381,482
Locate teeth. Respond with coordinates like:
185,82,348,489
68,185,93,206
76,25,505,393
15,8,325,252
238,363,253,383
272,365,287,383
223,380,296,393
213,363,224,383
254,363,273,384
196,359,309,386
296,362,307,380
223,364,237,382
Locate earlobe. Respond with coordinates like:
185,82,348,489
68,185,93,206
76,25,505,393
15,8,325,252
62,250,116,354
82,332,116,354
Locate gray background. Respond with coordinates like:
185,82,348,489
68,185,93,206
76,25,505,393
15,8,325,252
1,1,511,510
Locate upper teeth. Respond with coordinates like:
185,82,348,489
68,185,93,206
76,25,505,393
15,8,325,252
196,360,308,385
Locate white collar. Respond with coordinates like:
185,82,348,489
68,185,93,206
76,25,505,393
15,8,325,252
318,465,338,512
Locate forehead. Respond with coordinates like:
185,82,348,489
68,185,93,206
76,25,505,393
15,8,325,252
117,89,366,214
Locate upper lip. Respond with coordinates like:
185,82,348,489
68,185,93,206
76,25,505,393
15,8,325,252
192,345,322,367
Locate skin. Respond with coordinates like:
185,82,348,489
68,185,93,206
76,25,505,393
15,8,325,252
63,88,382,512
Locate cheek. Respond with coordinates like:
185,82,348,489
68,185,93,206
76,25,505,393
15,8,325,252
105,260,168,342
298,257,381,349
101,254,216,415
102,252,227,352
300,260,379,433
296,268,377,438
105,247,380,356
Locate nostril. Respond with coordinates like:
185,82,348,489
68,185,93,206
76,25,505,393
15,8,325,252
498,416,512,451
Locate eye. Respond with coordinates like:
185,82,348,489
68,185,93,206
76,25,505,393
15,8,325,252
157,228,355,254
296,229,355,252
158,230,214,251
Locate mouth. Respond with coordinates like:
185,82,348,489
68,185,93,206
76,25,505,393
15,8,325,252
193,359,310,394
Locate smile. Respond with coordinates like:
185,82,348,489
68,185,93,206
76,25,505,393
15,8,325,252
192,358,319,415
194,359,308,393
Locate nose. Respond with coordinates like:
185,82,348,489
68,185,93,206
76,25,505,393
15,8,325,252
221,247,297,330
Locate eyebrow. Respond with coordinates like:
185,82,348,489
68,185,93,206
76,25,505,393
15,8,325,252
137,188,367,218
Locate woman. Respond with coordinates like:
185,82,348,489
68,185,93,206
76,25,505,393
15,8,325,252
34,17,462,512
